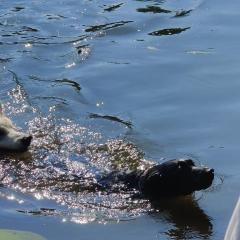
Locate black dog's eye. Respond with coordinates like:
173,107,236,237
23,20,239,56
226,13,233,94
0,128,8,139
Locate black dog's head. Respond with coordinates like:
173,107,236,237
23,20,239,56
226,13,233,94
138,159,214,199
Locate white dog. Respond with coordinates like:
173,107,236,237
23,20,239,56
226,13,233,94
0,104,32,152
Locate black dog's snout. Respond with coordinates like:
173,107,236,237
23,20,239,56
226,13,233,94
209,168,214,173
21,135,32,146
207,168,214,174
206,168,214,182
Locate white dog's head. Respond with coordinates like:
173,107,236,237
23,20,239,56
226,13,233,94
0,105,32,152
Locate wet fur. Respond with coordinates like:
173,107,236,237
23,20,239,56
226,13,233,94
0,104,32,152
99,159,214,199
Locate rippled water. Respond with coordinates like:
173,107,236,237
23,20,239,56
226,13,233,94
1,0,240,239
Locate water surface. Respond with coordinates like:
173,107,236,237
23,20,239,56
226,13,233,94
1,0,240,239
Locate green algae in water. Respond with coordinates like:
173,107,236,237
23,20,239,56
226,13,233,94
0,229,46,240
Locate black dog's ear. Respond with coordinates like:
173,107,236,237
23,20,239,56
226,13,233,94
178,160,188,169
181,159,195,167
177,160,195,171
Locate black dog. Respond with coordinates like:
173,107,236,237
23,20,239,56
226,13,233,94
101,159,214,200
138,159,214,199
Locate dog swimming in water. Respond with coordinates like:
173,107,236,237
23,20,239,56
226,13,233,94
0,104,214,200
100,159,214,199
0,104,32,152
136,159,214,199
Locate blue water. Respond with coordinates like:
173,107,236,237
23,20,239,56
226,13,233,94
0,0,240,239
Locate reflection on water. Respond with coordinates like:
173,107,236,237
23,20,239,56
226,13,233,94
85,21,134,33
0,116,147,224
152,197,213,239
149,27,190,36
0,92,150,224
0,97,216,240
1,0,239,239
0,80,215,237
104,3,124,12
137,5,171,14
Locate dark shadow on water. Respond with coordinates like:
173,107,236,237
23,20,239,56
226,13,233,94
53,78,81,92
174,10,192,18
149,27,190,36
137,5,171,14
11,6,25,12
85,21,133,33
103,3,124,12
151,196,213,239
89,113,133,129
